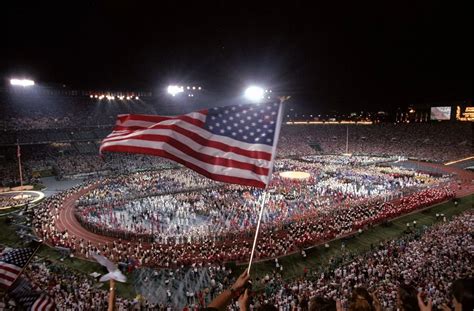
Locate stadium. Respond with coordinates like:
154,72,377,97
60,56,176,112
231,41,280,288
1,83,472,309
1,2,473,311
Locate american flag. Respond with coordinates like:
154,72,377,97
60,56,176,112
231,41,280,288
100,102,283,188
0,248,35,289
9,277,56,311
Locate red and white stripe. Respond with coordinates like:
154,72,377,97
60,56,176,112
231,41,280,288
32,294,55,311
0,262,21,288
100,109,281,188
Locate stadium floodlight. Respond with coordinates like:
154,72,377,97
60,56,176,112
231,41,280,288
167,85,184,96
244,86,264,102
10,79,35,87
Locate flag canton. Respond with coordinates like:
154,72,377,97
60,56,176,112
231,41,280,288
0,248,34,268
204,102,280,146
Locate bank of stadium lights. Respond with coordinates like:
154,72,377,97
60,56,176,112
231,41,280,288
244,86,265,102
168,85,202,96
167,85,184,96
10,78,35,87
89,94,138,100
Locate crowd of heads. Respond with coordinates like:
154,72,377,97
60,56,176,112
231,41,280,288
30,157,457,272
5,208,472,310
280,122,472,162
72,159,451,246
232,211,473,311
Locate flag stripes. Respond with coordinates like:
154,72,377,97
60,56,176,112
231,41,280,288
100,103,282,188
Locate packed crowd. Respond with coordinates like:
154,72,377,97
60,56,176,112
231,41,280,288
0,257,235,310
0,120,471,186
282,122,472,162
4,206,471,310
32,160,455,268
73,159,449,243
235,210,473,310
76,169,216,206
55,154,179,177
301,155,401,166
0,194,35,209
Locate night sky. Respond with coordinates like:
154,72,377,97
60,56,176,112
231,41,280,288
3,1,472,113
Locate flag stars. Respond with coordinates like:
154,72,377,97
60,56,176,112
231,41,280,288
204,103,278,146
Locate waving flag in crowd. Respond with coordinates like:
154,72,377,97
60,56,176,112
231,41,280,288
9,277,56,311
0,247,35,289
100,102,283,188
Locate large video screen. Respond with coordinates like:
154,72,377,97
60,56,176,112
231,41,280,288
430,107,451,120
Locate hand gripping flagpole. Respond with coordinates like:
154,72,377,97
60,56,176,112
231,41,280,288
247,96,288,274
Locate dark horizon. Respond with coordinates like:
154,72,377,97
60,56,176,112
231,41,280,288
3,1,472,114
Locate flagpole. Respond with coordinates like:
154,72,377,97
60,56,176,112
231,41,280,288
247,191,267,273
9,242,43,290
247,97,287,274
108,279,116,311
17,141,23,188
345,125,349,154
